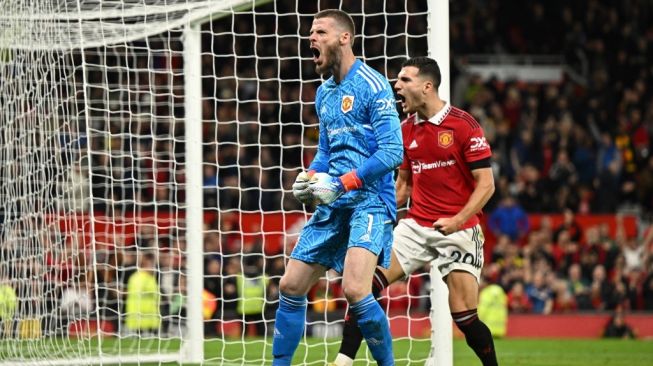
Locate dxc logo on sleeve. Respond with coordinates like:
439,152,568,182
469,137,489,151
375,98,395,111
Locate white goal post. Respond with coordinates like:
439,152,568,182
427,2,453,365
0,1,452,365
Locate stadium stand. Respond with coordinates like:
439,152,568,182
26,0,653,338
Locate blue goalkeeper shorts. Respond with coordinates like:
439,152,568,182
290,204,393,274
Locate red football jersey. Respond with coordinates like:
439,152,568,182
400,104,492,229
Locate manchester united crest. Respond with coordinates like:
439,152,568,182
438,130,454,148
341,95,354,113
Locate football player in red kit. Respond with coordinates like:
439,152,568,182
331,56,498,366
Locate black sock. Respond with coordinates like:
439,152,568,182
337,310,361,360
452,309,498,366
337,268,389,359
371,267,389,299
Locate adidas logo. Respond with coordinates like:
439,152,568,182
408,140,418,149
359,234,371,242
274,327,283,339
367,337,383,346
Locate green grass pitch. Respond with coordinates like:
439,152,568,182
207,337,653,366
1,337,652,365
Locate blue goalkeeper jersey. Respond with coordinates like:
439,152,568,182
308,59,403,220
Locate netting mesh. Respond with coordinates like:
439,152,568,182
0,0,250,50
202,2,431,364
0,1,433,364
0,39,91,358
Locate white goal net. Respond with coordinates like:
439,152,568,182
0,1,438,365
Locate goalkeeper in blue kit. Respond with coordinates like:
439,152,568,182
271,9,403,366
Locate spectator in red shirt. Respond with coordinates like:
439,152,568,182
507,281,532,313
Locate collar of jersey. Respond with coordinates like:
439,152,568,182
326,59,363,86
414,102,451,125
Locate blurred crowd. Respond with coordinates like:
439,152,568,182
79,1,430,215
206,0,653,319
487,210,653,314
450,0,653,216
448,0,653,317
4,0,653,340
76,1,653,218
67,0,653,324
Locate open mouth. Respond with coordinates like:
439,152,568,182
397,94,406,108
311,47,321,62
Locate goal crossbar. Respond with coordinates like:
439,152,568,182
0,0,271,50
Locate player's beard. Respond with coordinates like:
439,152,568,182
315,43,341,77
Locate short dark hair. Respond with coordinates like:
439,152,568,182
314,9,356,46
402,57,441,88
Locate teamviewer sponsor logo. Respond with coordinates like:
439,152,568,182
412,160,456,174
